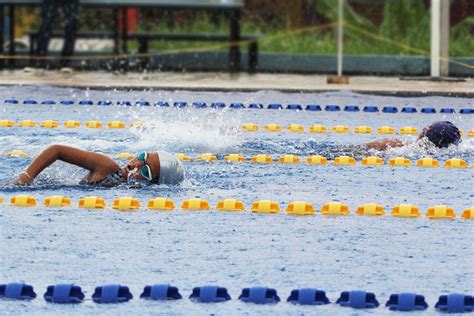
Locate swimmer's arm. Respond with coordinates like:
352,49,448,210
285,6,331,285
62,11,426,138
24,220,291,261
15,145,118,185
365,138,404,151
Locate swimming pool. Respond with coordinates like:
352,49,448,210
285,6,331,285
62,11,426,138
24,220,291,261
1,86,473,314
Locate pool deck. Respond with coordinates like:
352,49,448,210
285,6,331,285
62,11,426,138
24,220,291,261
0,70,473,97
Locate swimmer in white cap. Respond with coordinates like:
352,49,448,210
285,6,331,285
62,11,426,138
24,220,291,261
14,145,184,187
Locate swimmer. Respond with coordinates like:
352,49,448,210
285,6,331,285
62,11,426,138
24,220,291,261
365,121,462,151
13,145,184,187
321,121,462,158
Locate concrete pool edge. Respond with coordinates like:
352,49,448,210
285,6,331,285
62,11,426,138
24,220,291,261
0,70,473,97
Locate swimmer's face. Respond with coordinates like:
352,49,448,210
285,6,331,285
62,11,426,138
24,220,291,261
122,152,160,182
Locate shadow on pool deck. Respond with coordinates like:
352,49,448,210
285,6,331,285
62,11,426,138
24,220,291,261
0,70,473,97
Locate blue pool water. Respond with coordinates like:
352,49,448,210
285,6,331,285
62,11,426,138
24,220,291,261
0,86,473,315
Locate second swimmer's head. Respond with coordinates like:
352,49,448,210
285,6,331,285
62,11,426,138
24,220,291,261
419,121,461,148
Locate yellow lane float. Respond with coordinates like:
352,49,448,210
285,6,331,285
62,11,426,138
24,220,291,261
264,124,281,132
377,126,395,134
278,155,300,164
306,155,328,165
399,127,417,135
356,203,385,216
425,205,456,219
389,157,412,167
333,156,356,165
468,130,474,137
461,207,474,219
63,120,80,128
40,120,58,128
19,120,36,127
242,123,259,132
216,199,245,212
416,158,440,168
251,200,280,214
6,150,28,157
252,154,273,164
85,121,103,128
286,201,315,216
44,196,71,207
287,124,304,132
147,198,176,211
116,152,135,160
175,153,192,161
320,202,350,215
224,154,245,162
354,126,372,134
0,120,15,127
361,156,384,166
112,197,141,211
181,198,210,211
78,196,106,209
444,158,467,168
309,125,327,133
108,121,126,129
11,195,37,207
196,153,217,161
332,125,349,134
129,122,144,128
0,197,2,204
391,204,420,218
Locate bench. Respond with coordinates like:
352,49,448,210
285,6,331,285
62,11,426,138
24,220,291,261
27,31,259,71
0,0,258,72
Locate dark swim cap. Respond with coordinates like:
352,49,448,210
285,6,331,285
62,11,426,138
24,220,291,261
420,121,461,148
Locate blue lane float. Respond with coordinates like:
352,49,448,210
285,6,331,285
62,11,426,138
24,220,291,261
189,286,231,303
230,102,244,109
460,108,473,114
4,98,18,104
239,287,280,304
306,104,322,111
287,288,330,305
344,105,360,112
92,284,133,304
336,290,379,309
249,103,263,109
363,105,379,112
211,102,226,109
173,101,187,108
440,107,455,113
435,293,473,313
41,100,56,105
192,101,207,108
23,99,38,105
98,100,112,106
136,100,150,106
268,103,283,110
155,101,169,107
44,284,84,304
79,100,93,105
117,100,132,106
385,293,428,311
325,105,341,111
60,100,74,105
140,284,182,301
421,107,436,113
0,282,36,300
401,106,417,113
382,106,398,113
287,104,303,110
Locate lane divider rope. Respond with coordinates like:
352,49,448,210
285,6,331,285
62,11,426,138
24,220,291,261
1,196,473,219
0,282,472,312
3,98,474,114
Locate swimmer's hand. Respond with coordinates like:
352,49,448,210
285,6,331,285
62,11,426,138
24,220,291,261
365,138,404,151
13,171,33,186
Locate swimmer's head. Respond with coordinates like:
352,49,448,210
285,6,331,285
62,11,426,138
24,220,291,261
419,121,461,148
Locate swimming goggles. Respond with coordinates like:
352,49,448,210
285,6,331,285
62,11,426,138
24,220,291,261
136,152,154,182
